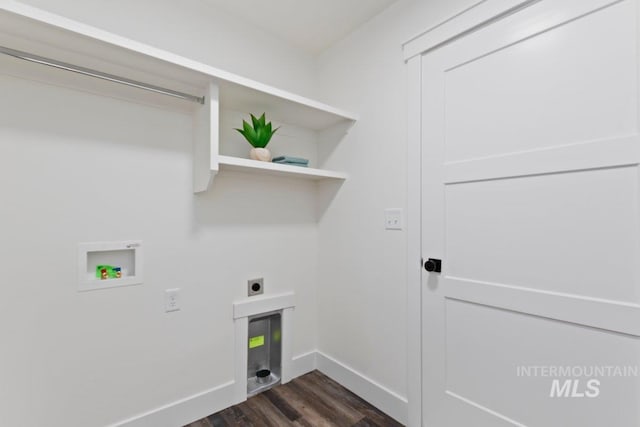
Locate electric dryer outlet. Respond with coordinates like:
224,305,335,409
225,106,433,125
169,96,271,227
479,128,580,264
248,278,264,296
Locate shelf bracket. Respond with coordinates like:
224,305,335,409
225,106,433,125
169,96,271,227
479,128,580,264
193,82,219,193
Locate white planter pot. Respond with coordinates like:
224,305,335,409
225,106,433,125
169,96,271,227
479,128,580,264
250,147,272,162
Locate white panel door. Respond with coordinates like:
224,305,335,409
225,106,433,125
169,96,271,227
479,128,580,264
421,0,640,426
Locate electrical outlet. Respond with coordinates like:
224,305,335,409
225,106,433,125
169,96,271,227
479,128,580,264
384,208,403,230
165,288,181,312
248,278,264,296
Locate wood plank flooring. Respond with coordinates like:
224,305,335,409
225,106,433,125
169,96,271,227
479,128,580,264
184,371,404,427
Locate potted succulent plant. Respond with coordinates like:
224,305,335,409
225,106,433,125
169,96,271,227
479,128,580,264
235,113,279,162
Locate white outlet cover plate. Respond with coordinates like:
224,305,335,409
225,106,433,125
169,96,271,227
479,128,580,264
165,288,181,312
384,208,403,230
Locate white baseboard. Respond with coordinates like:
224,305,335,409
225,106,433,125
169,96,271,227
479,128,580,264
288,350,318,381
316,351,408,425
110,381,236,427
111,351,407,427
110,351,318,427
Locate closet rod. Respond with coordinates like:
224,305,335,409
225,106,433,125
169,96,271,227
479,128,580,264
0,45,205,104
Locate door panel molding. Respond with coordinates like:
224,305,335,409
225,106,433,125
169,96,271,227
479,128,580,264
402,0,624,61
445,391,527,427
445,277,640,336
402,0,540,61
444,135,640,184
438,0,628,71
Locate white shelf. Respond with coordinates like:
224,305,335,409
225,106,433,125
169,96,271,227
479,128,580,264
0,1,356,192
0,1,358,130
218,156,347,181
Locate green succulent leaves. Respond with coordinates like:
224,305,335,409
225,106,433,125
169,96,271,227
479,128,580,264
235,113,279,148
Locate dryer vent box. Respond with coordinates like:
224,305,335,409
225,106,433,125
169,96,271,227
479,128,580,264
247,311,281,396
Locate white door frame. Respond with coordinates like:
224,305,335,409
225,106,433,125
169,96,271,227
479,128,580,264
403,1,541,425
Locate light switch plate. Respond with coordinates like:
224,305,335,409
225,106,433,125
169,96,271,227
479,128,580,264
165,288,181,312
384,208,403,230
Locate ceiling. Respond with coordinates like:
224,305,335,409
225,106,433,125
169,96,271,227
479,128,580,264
204,0,399,54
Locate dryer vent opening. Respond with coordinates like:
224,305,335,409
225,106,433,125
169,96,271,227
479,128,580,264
247,311,282,396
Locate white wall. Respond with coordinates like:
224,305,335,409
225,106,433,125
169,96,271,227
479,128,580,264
1,1,319,426
315,0,480,420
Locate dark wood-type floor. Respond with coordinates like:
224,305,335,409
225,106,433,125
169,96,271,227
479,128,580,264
184,370,404,427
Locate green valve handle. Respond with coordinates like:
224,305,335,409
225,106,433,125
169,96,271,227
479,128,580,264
96,265,122,280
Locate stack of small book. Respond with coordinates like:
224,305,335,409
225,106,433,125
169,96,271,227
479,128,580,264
272,156,309,167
